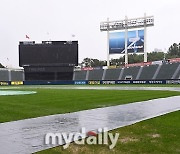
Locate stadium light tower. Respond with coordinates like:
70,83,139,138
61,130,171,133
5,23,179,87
100,14,154,66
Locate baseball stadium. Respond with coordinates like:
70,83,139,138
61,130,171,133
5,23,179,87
0,9,180,154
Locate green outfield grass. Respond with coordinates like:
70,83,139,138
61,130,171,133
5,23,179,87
7,84,180,88
0,88,179,123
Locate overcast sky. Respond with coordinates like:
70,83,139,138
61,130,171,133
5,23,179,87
0,0,180,68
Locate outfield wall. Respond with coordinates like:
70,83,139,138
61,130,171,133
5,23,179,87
74,79,180,85
1,79,180,86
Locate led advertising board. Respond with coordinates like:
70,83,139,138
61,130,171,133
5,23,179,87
109,30,144,54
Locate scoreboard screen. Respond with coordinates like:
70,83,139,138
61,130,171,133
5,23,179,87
19,41,78,67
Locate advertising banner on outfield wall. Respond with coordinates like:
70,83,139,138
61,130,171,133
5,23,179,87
166,80,180,84
0,82,10,86
74,81,87,85
88,81,101,85
11,81,24,85
109,30,144,54
116,80,167,84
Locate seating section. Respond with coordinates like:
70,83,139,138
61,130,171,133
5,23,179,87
88,69,104,80
11,70,24,81
104,68,121,80
176,71,180,79
175,64,180,79
139,65,158,80
73,62,180,81
156,63,179,79
0,69,9,81
1,63,180,81
73,70,87,80
121,66,140,80
0,69,24,82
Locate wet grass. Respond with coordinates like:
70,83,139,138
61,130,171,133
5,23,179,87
0,86,180,153
0,88,179,123
1,84,180,90
75,84,180,87
38,111,180,154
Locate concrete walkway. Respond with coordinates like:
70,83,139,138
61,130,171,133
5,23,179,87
0,86,179,154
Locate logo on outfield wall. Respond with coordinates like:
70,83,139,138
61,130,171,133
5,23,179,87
109,30,144,54
11,81,24,85
0,82,9,86
74,81,86,85
102,81,116,84
166,80,180,84
88,81,100,85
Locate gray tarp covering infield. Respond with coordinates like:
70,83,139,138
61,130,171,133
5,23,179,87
0,91,36,96
0,86,179,154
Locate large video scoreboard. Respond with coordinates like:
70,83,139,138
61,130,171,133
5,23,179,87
19,41,78,67
19,41,78,81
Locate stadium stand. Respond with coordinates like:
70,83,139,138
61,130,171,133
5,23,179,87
119,68,124,80
121,66,140,80
156,63,180,79
1,62,180,82
172,64,180,79
88,69,104,80
0,69,9,81
152,65,162,79
0,68,24,82
176,72,180,79
139,65,159,80
104,68,121,80
73,70,87,80
136,67,143,80
11,70,24,81
175,68,180,79
102,69,106,80
73,62,180,81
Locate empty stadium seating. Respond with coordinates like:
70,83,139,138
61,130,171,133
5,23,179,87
73,70,87,80
156,63,179,79
176,72,180,79
0,69,9,81
139,65,159,80
104,68,121,80
175,64,180,79
2,62,179,82
121,66,140,80
73,62,180,81
88,69,104,80
11,70,24,81
0,68,24,82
